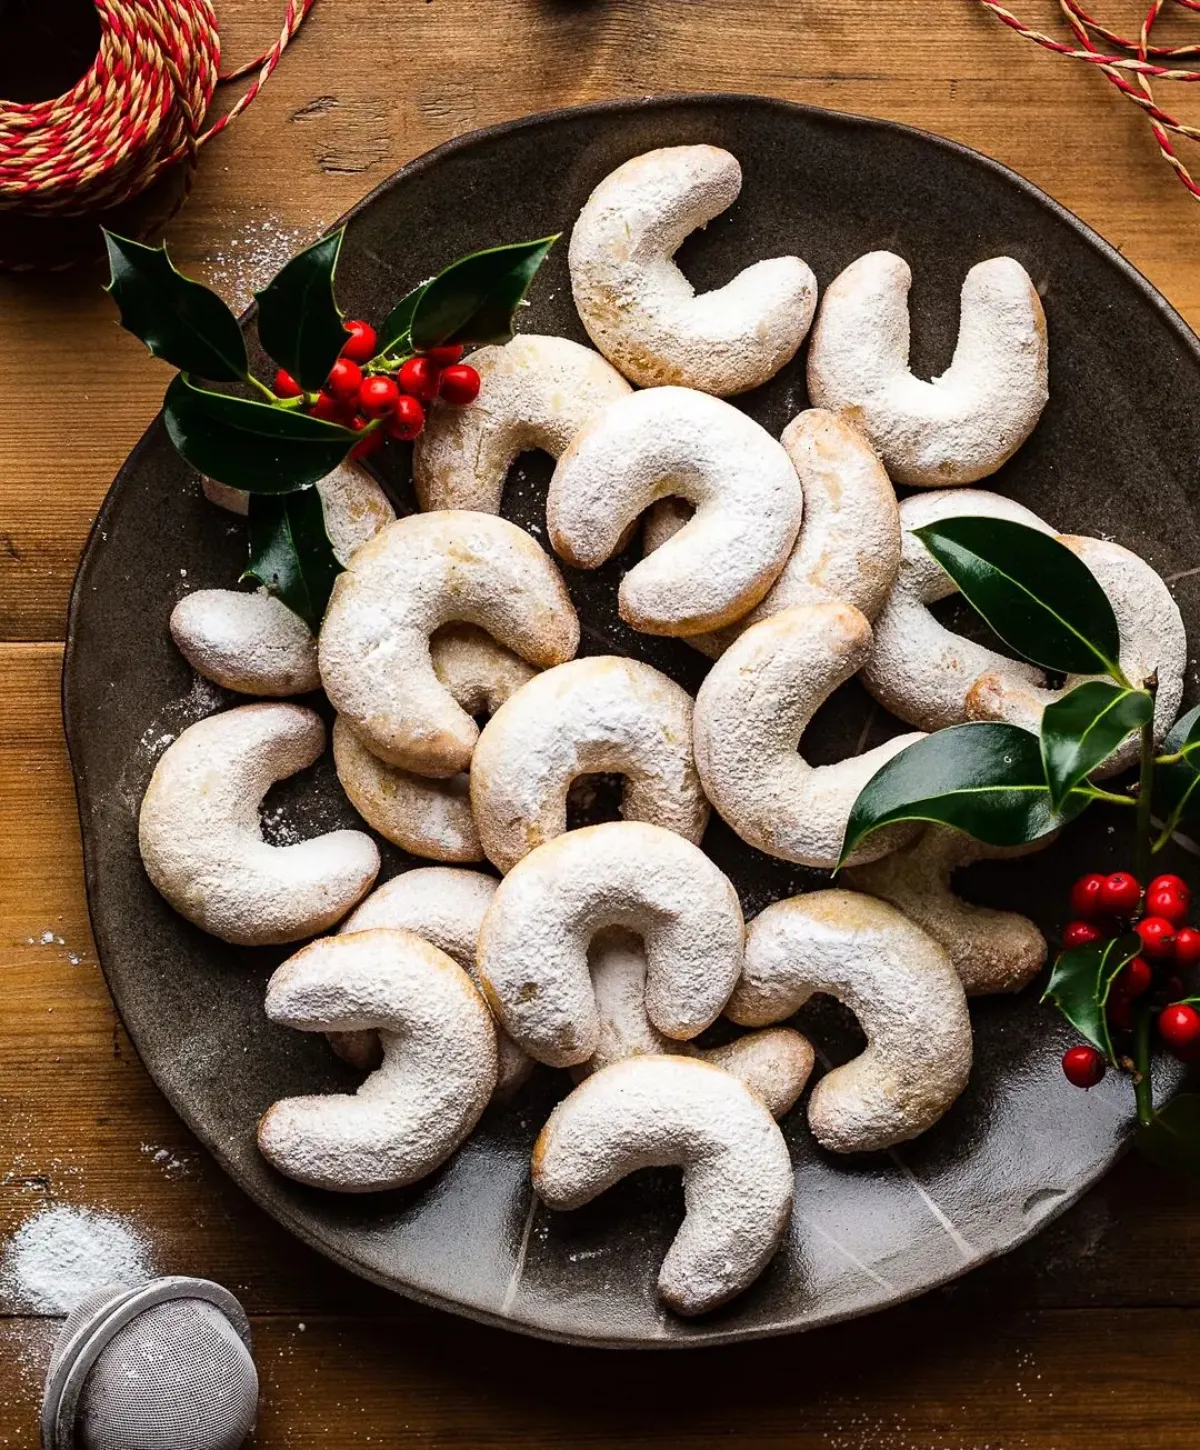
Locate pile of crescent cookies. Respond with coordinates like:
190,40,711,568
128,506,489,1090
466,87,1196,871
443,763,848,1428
139,145,1187,1318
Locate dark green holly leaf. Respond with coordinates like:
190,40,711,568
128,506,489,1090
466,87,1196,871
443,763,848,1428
1040,681,1153,809
255,230,349,392
409,236,559,350
913,516,1123,678
839,722,1090,865
243,488,342,630
376,282,429,358
1154,704,1200,844
163,375,357,492
1042,933,1141,1060
104,231,248,381
1137,1094,1200,1176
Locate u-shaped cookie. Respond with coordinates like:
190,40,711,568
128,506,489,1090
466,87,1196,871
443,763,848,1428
548,386,803,635
476,822,744,1068
257,929,497,1192
412,334,632,514
469,655,709,875
729,890,973,1153
318,511,579,775
138,703,379,945
693,603,925,870
533,1055,795,1316
569,144,816,396
807,251,1048,487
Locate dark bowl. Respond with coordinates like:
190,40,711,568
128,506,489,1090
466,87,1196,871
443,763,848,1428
63,94,1199,1347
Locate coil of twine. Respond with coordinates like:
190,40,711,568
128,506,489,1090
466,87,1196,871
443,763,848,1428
0,0,314,256
980,0,1200,200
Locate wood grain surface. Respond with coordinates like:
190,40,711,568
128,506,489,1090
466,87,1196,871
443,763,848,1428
3,1,1200,1444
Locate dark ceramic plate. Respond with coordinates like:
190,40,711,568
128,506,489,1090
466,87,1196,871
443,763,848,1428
64,95,1200,1348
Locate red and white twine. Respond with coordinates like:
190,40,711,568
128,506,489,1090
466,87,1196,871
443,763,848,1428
0,0,315,221
979,1,1200,199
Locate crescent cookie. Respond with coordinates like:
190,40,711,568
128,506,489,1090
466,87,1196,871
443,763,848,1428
258,929,497,1192
730,891,973,1153
547,386,803,635
138,703,379,946
807,251,1048,487
470,655,709,875
533,1056,795,1316
476,822,744,1068
845,826,1048,995
333,626,538,862
169,589,320,697
412,334,632,514
861,489,1056,731
693,604,925,870
569,144,817,395
318,511,579,775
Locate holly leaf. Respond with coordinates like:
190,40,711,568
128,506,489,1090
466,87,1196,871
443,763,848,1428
163,375,357,492
839,722,1090,865
1042,933,1141,1060
1154,704,1200,842
255,230,350,393
243,488,341,630
408,236,559,350
376,282,429,358
913,517,1123,677
104,231,248,382
1137,1094,1200,1175
1040,681,1154,809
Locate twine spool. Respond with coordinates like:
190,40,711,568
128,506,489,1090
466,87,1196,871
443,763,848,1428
0,0,314,261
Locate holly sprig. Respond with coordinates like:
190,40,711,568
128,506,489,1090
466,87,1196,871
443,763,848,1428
103,229,558,626
840,516,1200,1170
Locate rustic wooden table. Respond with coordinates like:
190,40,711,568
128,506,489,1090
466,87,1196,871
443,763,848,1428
3,1,1200,1444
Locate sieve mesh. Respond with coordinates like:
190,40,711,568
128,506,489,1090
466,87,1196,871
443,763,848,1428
45,1288,129,1387
75,1297,257,1450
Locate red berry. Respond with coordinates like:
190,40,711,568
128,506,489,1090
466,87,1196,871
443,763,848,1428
1114,956,1153,1000
438,362,481,406
1062,1045,1106,1089
398,356,441,401
341,320,377,364
1159,1003,1200,1056
358,375,401,420
1107,995,1135,1030
424,343,465,366
326,357,363,402
1146,881,1190,926
1149,874,1189,902
349,419,384,459
1097,871,1141,915
1175,926,1200,966
309,390,343,422
1137,916,1177,959
273,368,304,399
387,394,425,440
1069,873,1109,920
1062,920,1107,949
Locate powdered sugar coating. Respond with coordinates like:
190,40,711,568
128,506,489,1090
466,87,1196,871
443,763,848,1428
471,655,708,875
331,866,531,1098
807,252,1048,487
731,891,973,1153
170,588,320,696
413,334,632,514
318,511,579,774
476,822,744,1067
845,826,1048,994
202,459,395,566
532,1055,794,1316
571,930,813,1119
332,627,538,861
138,703,379,945
965,534,1187,773
548,386,803,634
569,144,816,396
862,489,1056,730
258,929,497,1192
693,604,925,869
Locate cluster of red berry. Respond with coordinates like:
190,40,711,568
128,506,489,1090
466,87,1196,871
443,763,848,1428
1060,870,1200,1089
273,320,481,459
